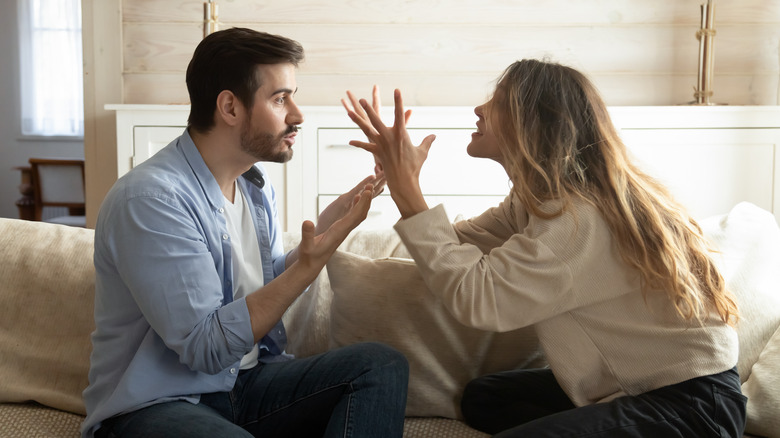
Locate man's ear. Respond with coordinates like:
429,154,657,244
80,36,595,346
215,90,244,128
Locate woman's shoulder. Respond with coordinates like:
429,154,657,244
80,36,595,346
525,198,613,253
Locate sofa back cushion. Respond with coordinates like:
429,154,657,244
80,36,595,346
327,252,545,419
0,219,94,415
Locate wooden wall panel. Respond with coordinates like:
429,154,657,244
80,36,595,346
119,0,780,107
123,72,780,107
124,24,780,75
122,0,780,25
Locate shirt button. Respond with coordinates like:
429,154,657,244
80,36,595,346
230,368,237,374
222,234,229,240
219,208,224,213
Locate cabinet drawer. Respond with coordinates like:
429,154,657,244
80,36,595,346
317,128,510,196
317,194,506,230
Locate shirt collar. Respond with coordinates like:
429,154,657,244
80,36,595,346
179,128,226,211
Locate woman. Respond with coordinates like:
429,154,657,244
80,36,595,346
342,59,747,437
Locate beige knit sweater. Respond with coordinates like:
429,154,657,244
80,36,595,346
393,195,738,407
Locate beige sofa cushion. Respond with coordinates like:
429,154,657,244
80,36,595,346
0,219,95,416
326,251,544,419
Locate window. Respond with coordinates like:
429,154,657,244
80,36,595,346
18,0,84,137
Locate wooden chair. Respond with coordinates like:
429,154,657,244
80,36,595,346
28,158,86,227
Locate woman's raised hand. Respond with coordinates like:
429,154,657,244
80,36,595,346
342,87,434,219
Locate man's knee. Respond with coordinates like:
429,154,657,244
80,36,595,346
343,342,409,376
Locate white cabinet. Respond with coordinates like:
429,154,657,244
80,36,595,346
314,126,509,229
107,104,780,230
620,128,779,221
611,106,780,224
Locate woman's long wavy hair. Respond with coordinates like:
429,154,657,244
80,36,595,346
488,59,737,325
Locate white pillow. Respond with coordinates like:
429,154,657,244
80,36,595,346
326,251,544,419
700,202,780,437
700,202,780,381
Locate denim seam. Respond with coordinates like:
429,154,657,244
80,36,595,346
576,413,684,438
342,387,354,438
240,381,352,428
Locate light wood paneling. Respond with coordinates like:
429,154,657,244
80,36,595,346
119,0,780,107
122,0,780,25
123,23,780,75
123,72,780,107
82,0,123,228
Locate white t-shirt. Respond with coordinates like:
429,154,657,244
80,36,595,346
223,182,264,369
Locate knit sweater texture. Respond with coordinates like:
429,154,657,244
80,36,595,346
393,195,738,406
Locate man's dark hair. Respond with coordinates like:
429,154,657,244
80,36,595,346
185,27,304,133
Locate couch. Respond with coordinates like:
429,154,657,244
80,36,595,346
1,202,779,437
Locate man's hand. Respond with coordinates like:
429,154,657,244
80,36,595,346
301,183,375,268
246,185,374,341
316,174,386,235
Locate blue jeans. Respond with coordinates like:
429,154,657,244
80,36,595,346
95,342,409,438
461,367,747,438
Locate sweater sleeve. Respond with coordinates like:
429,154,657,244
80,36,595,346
394,204,577,332
452,195,527,253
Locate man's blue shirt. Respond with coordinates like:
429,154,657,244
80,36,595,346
82,130,289,437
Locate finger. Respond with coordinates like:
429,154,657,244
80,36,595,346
346,90,367,119
346,108,378,138
420,134,437,154
336,189,372,232
353,188,374,218
404,109,412,125
342,91,372,129
372,85,381,114
299,220,316,253
349,140,378,154
362,181,383,198
345,177,375,198
393,89,406,129
359,98,390,135
356,174,377,187
371,175,387,197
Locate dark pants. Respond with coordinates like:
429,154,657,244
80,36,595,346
96,342,409,438
461,367,747,438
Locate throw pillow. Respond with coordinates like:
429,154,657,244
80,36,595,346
699,202,780,381
699,202,780,438
0,219,95,415
326,251,544,419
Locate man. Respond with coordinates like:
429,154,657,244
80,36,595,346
81,28,409,438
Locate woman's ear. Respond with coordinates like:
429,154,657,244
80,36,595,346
215,90,244,128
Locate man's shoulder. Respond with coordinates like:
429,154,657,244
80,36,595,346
105,145,200,212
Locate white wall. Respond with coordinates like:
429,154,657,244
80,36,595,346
0,0,84,220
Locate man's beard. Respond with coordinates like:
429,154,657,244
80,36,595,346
240,121,297,163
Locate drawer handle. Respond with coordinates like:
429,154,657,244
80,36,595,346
326,144,355,149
